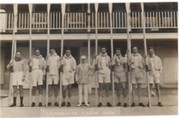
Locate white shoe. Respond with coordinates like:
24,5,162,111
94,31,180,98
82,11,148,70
85,103,90,107
77,103,82,107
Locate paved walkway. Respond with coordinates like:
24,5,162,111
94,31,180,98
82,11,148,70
0,88,178,117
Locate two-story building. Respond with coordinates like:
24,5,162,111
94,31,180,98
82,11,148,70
0,2,178,90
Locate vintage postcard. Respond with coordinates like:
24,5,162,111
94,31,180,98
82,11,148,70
0,0,178,117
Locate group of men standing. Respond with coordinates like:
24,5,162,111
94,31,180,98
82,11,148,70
7,46,163,107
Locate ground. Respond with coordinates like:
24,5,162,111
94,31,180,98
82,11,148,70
0,88,178,117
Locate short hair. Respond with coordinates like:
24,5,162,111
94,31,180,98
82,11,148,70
101,47,106,50
116,48,121,51
132,46,138,50
16,51,21,55
149,47,154,51
34,48,40,52
65,47,71,51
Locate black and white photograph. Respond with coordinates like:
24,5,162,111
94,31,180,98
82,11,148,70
0,0,178,117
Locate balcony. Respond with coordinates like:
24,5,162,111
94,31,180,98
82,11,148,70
0,10,178,34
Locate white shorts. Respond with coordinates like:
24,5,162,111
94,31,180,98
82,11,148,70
149,71,161,84
32,69,43,87
114,71,126,83
98,71,111,83
12,71,24,86
131,70,144,84
48,75,59,85
62,71,74,86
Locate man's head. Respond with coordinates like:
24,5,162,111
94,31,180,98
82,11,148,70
34,49,40,56
101,47,106,54
148,47,155,56
81,55,87,64
15,51,22,59
115,48,121,56
132,46,138,54
65,49,71,57
50,49,56,55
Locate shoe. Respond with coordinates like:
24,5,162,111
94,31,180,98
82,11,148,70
147,103,149,107
97,102,102,107
151,91,156,97
82,102,90,104
77,103,82,107
117,102,121,106
54,102,59,107
20,103,24,107
123,103,128,107
48,102,51,106
85,103,90,107
9,103,16,107
107,102,112,107
67,102,71,107
61,102,66,107
31,102,35,107
158,102,163,107
39,103,43,107
139,103,145,107
131,103,135,107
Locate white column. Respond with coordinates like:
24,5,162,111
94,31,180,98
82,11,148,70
108,3,115,106
46,3,51,107
141,2,151,107
59,3,66,106
28,3,33,106
94,3,98,106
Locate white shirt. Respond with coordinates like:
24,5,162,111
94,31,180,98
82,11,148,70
100,56,110,73
47,54,60,75
64,58,72,72
149,58,155,72
131,56,139,69
31,55,45,70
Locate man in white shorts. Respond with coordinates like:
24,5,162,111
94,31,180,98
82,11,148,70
46,49,61,106
96,47,112,107
130,46,145,107
7,51,26,107
61,49,76,107
147,47,163,107
29,49,45,107
111,48,127,107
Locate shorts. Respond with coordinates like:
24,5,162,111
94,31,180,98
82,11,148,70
131,70,144,84
32,69,43,87
149,71,161,84
12,71,24,86
114,71,126,83
98,71,111,83
48,75,59,85
62,71,74,86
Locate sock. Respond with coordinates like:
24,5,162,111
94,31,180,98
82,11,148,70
39,95,42,103
20,97,23,104
13,97,16,104
51,96,54,103
32,96,35,103
55,96,58,103
67,97,70,103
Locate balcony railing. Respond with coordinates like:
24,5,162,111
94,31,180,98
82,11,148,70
0,11,178,32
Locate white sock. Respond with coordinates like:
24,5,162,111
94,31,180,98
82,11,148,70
55,96,58,103
67,97,70,103
51,96,54,103
32,96,35,102
39,95,42,103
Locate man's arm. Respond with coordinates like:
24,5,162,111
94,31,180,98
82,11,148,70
7,60,13,70
22,60,27,81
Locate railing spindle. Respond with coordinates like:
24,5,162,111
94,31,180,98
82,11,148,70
122,12,124,28
124,12,127,28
